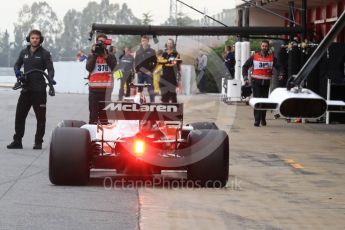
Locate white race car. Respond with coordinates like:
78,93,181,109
49,84,229,187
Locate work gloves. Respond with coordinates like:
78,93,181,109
15,69,24,79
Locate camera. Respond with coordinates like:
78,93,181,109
94,40,106,55
94,39,112,55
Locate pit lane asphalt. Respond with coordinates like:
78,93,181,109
0,89,138,230
0,89,344,230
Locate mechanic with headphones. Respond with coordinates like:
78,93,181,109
7,29,55,150
159,38,182,103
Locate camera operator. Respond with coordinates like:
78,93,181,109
7,29,55,150
86,33,117,124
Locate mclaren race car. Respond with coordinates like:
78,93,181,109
49,84,229,187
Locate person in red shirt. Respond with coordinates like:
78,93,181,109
242,40,284,127
86,34,117,124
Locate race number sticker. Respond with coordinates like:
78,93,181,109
93,64,110,73
253,61,273,69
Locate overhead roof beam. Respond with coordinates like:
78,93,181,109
91,24,303,36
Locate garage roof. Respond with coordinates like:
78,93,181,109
238,0,342,11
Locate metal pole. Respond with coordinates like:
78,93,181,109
288,1,295,41
238,9,243,41
291,10,345,88
244,6,250,41
248,36,288,41
301,0,307,39
326,78,331,124
91,24,303,36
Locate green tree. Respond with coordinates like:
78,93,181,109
78,1,140,51
176,12,194,26
13,2,62,59
203,37,238,92
212,37,237,59
163,16,176,26
0,30,11,66
10,0,143,61
56,9,82,61
79,1,103,51
115,4,142,50
163,12,198,26
117,3,139,25
142,12,153,25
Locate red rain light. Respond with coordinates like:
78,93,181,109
134,139,145,157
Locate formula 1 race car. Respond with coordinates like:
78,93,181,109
49,84,229,187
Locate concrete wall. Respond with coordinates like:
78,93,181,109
0,63,197,96
249,8,285,27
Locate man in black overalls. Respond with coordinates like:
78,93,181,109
7,29,55,149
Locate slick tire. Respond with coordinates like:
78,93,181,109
187,129,229,188
49,127,90,185
58,120,86,128
188,122,218,130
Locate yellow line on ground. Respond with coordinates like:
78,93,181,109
291,163,304,169
285,159,295,163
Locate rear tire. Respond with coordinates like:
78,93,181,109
58,120,86,128
187,129,229,188
49,127,91,185
188,122,218,130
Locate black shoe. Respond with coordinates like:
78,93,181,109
254,121,260,127
7,141,23,149
33,143,42,150
261,120,267,126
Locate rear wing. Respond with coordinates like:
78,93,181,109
102,102,183,121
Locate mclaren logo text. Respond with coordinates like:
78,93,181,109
104,103,178,113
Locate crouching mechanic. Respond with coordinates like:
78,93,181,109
7,29,55,150
86,33,117,124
